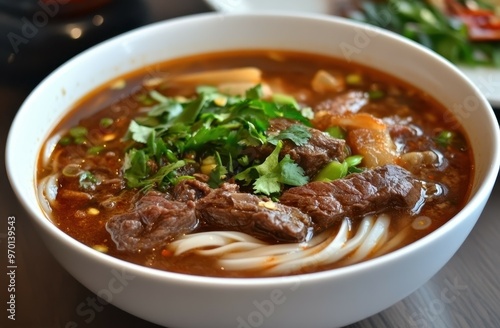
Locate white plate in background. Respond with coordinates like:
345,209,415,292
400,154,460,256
204,0,337,14
204,0,500,108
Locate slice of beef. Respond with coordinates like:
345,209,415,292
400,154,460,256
195,188,312,242
280,164,424,231
247,119,348,177
106,192,198,252
173,179,212,202
314,90,368,115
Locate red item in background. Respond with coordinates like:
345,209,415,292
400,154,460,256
446,0,500,41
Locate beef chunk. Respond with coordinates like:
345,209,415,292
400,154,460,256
195,188,312,242
280,164,424,231
173,179,212,202
106,192,198,252
314,90,368,115
254,119,348,177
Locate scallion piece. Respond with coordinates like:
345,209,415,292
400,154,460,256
272,93,299,108
368,90,385,100
325,126,346,139
435,130,456,147
313,161,348,182
69,126,88,138
99,117,114,128
62,164,82,177
87,146,105,155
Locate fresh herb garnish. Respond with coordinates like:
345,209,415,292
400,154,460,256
268,124,312,146
207,152,229,189
235,141,309,196
121,84,312,192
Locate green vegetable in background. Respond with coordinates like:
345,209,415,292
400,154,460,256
348,0,500,67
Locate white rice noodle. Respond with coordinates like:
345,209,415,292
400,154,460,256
170,231,266,256
196,242,266,257
372,223,412,257
221,233,325,260
41,133,63,168
264,216,375,275
342,214,391,265
218,235,330,272
37,173,59,214
256,219,350,274
168,214,393,275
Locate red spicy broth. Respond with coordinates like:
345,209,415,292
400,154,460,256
37,50,473,278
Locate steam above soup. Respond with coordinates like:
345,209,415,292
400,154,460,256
37,50,472,278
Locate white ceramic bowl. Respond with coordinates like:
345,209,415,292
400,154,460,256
6,13,500,328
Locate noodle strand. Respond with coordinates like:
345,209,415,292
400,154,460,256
167,214,393,275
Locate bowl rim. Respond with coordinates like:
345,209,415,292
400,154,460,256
6,11,500,286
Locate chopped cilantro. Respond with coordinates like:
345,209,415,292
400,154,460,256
272,93,299,108
207,152,229,188
245,84,264,99
122,149,149,187
120,84,312,193
127,120,155,144
268,124,311,146
237,155,250,167
124,153,186,191
235,141,308,195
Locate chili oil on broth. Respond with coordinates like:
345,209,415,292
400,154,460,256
37,50,473,278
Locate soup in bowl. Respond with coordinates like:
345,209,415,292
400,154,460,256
6,13,499,328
